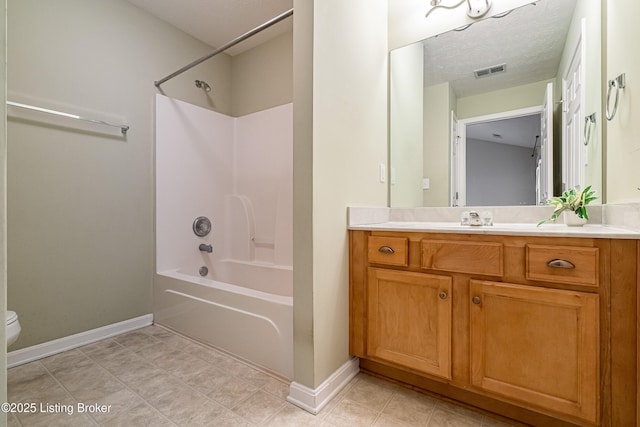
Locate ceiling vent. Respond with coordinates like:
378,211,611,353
474,63,507,79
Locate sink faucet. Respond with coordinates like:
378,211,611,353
469,211,482,226
199,243,213,253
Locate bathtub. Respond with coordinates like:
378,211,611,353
154,268,293,380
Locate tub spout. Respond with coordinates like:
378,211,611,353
199,243,213,253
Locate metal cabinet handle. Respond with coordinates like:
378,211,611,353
547,259,575,269
472,296,481,305
439,291,448,300
378,246,395,254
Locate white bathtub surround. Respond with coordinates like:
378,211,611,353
211,259,292,297
156,95,234,273
7,314,153,368
233,103,294,266
155,95,293,276
155,96,293,379
287,357,360,414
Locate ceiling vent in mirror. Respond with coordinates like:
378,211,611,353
473,63,507,79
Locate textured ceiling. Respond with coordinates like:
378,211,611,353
423,0,577,98
467,114,542,148
125,0,293,56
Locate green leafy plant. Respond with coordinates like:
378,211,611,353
537,185,598,226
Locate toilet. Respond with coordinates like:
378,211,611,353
6,311,21,347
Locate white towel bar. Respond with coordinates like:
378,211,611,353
7,101,129,135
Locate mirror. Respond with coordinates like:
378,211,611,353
389,0,602,207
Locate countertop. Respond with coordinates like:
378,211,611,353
348,221,640,239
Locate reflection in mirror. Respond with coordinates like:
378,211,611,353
465,113,541,206
389,0,602,208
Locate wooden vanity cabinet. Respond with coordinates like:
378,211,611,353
367,268,452,379
349,230,638,427
469,280,599,423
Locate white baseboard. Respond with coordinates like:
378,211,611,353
8,314,153,368
287,357,360,414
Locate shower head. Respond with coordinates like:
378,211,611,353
195,80,212,93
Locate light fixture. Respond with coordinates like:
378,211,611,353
426,0,492,20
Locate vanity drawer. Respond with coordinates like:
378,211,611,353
421,240,503,276
368,236,409,266
526,245,599,287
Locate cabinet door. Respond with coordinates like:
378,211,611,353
367,268,452,379
469,280,598,424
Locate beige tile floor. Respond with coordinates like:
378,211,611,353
7,325,519,426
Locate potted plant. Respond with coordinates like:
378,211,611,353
537,185,598,227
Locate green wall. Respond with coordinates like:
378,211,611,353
293,0,388,388
232,31,293,117
605,0,640,203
